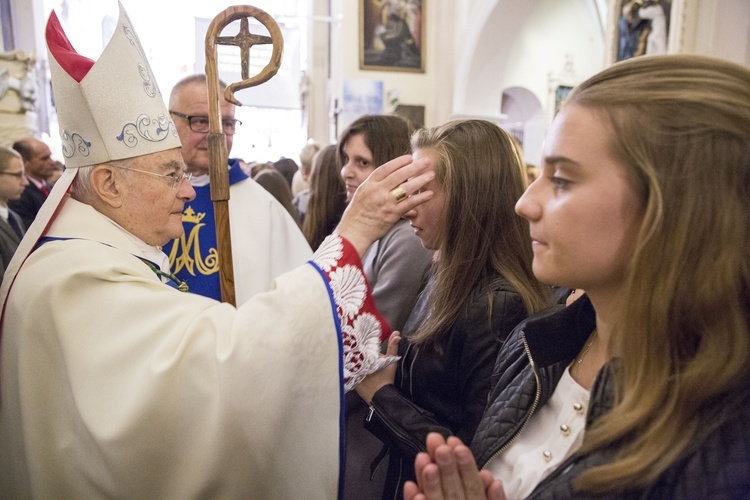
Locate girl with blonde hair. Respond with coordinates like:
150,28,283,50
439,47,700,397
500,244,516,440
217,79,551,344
404,54,750,500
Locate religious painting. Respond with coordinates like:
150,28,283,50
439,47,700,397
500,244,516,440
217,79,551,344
360,0,424,73
614,0,673,62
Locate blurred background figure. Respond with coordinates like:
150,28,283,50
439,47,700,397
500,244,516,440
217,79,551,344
302,144,346,251
292,141,322,222
273,157,299,189
292,141,320,196
44,160,65,186
0,146,28,284
250,161,275,178
254,168,300,226
8,137,56,228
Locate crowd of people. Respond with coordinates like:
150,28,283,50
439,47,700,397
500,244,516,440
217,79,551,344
0,2,748,499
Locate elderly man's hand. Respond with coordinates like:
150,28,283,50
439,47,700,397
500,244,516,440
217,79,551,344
403,433,506,500
335,155,433,257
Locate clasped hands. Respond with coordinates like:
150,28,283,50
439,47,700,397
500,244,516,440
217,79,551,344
355,333,506,500
403,433,506,500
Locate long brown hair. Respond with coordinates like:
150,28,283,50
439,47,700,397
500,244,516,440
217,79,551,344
409,119,549,346
303,145,346,250
568,55,750,493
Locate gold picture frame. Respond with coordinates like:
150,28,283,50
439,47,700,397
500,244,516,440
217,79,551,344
360,0,425,73
607,0,688,65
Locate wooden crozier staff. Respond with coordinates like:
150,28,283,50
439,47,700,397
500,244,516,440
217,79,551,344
205,6,284,305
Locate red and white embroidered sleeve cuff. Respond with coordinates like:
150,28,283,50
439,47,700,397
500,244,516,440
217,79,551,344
312,234,395,392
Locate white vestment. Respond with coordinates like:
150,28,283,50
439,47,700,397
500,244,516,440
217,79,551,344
229,176,312,303
0,197,390,499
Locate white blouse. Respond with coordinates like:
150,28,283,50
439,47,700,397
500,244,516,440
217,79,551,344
487,364,590,499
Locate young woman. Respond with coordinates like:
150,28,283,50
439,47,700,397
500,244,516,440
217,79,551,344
404,54,750,499
355,119,550,499
341,115,435,500
302,145,346,251
339,114,434,332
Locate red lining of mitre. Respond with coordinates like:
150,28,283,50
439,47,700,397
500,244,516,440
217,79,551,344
45,11,95,83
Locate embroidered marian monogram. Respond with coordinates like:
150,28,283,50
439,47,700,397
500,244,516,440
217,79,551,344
167,207,219,276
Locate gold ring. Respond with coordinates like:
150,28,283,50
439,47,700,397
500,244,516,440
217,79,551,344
390,186,408,203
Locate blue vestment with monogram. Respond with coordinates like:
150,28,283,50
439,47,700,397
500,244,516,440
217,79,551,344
162,159,248,301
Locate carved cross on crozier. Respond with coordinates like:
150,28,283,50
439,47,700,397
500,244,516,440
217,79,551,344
216,17,273,80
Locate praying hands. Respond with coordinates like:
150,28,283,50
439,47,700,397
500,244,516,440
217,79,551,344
403,433,506,500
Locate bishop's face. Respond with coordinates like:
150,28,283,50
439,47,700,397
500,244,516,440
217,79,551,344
115,149,196,247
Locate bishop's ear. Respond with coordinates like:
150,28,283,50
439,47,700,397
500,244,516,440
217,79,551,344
90,164,125,209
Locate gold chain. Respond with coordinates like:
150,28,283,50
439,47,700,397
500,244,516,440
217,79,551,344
576,330,598,365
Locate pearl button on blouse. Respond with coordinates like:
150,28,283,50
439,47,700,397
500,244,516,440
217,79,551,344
488,365,591,500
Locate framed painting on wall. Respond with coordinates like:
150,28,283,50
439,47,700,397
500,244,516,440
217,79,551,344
360,0,424,73
608,0,688,65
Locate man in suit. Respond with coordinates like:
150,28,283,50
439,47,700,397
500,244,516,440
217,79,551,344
9,137,56,228
0,146,28,283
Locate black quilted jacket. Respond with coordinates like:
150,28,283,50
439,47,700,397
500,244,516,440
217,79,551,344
364,274,528,499
471,295,750,499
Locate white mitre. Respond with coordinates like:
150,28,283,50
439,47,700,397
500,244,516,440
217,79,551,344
47,1,180,168
0,2,180,301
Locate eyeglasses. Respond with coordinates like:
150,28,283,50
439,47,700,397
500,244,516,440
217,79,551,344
0,171,25,178
169,110,242,135
111,165,192,190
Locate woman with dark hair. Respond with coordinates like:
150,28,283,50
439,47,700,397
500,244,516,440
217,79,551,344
354,119,550,499
404,54,750,500
302,145,346,251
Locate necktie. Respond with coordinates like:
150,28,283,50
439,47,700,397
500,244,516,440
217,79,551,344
39,184,50,197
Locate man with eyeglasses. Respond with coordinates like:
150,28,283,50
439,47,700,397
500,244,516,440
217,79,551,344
8,137,56,228
164,74,311,303
0,5,434,498
0,146,28,284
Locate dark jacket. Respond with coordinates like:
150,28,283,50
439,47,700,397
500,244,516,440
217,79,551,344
0,212,23,285
471,295,750,499
8,182,47,229
365,274,528,499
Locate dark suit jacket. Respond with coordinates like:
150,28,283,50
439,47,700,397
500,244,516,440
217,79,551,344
0,215,22,285
8,182,47,229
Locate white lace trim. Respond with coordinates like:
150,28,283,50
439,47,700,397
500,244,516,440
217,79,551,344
313,234,398,392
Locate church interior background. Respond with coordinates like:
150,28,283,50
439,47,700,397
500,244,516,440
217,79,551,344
1,0,749,167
